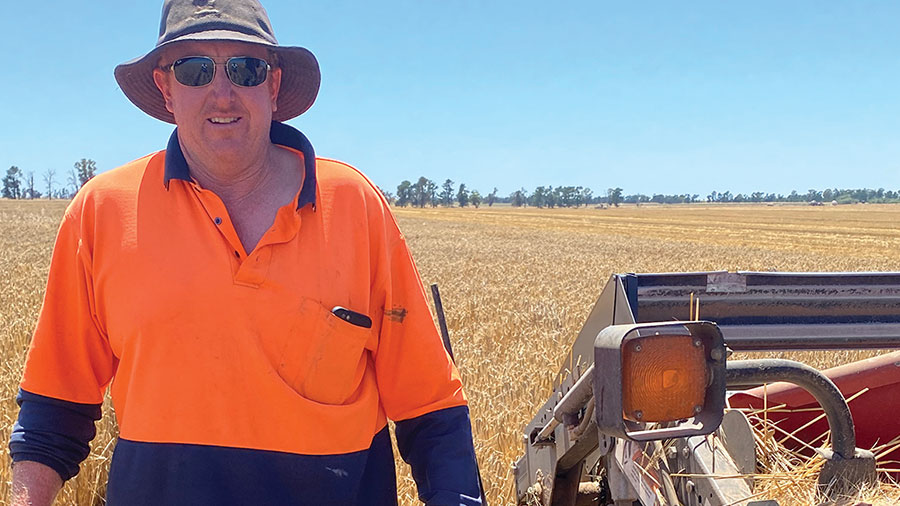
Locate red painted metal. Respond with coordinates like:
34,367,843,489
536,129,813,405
728,351,900,474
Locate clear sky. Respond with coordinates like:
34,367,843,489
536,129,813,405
3,1,900,197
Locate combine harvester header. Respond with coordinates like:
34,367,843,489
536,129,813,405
514,271,900,506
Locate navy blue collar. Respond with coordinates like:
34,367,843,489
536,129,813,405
163,121,317,210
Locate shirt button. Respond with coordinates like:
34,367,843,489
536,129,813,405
214,217,222,225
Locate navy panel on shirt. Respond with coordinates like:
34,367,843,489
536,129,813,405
106,427,398,506
12,391,482,504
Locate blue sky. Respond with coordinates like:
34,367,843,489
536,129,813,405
3,1,900,197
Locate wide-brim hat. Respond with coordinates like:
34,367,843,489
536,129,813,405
115,0,320,124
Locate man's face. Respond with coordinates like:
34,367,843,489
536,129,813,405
152,41,282,169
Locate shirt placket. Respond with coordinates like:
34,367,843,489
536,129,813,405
191,183,304,288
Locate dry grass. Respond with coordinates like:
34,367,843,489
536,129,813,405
2,200,899,504
0,200,116,505
737,404,900,505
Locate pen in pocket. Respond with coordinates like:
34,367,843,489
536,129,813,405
331,306,372,329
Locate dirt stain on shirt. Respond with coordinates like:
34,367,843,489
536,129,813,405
384,306,408,323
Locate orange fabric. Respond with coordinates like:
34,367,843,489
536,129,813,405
21,149,466,455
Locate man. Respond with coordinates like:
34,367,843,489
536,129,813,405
9,1,482,504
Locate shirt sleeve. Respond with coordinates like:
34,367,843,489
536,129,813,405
372,224,482,504
395,406,483,506
373,234,466,419
9,389,102,480
9,205,116,480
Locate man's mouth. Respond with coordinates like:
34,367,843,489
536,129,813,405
208,117,241,124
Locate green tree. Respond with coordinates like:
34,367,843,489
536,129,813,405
413,177,431,208
510,188,527,207
74,158,97,189
396,180,413,207
607,187,623,207
470,190,482,208
580,187,593,206
425,179,438,207
440,179,455,207
557,186,578,207
486,187,498,207
546,186,558,208
2,166,22,199
75,158,97,188
456,183,469,207
530,186,547,208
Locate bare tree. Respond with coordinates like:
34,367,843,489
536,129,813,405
26,172,35,199
43,169,55,200
67,168,78,195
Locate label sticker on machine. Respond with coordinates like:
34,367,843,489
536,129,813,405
616,440,665,505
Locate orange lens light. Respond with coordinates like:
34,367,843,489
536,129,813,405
622,334,709,423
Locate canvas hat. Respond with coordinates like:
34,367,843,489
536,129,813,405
115,0,320,124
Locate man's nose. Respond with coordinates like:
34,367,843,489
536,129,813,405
208,65,238,98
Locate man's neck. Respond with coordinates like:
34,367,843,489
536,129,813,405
184,143,279,206
183,143,304,254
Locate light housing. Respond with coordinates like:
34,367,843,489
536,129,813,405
594,321,726,441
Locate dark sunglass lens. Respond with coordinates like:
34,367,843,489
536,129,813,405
226,57,268,87
173,57,214,86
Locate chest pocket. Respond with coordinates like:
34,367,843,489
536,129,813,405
274,298,374,405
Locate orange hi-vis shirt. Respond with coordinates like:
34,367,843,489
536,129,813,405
12,123,480,505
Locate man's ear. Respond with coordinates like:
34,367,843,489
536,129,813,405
268,67,282,112
152,68,175,114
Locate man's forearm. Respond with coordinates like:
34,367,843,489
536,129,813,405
11,461,63,506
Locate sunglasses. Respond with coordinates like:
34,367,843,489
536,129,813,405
169,56,271,87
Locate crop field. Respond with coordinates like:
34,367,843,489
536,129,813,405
2,199,900,504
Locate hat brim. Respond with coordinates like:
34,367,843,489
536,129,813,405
115,33,320,124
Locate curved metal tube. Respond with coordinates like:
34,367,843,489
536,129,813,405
726,359,856,458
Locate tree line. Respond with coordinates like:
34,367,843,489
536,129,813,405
387,178,605,208
6,166,899,208
2,160,97,200
622,188,900,205
387,178,501,208
383,179,900,208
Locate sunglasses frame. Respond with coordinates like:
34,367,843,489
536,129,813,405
168,56,272,88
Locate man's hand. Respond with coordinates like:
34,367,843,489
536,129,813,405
11,461,62,506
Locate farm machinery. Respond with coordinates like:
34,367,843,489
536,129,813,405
513,271,900,505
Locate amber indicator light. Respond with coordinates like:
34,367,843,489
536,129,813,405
622,334,709,423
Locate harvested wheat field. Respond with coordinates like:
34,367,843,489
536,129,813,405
2,199,900,505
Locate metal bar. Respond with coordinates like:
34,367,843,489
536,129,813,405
721,323,900,350
726,359,856,458
430,284,455,361
536,366,595,442
537,418,560,442
637,298,900,323
554,365,595,424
